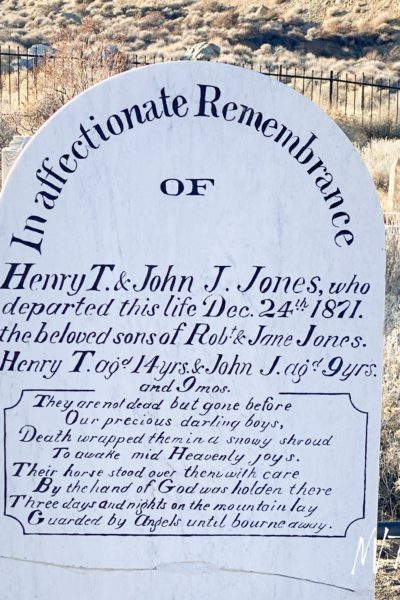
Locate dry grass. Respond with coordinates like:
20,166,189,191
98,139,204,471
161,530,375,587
376,557,400,599
1,22,129,136
358,139,400,206
380,227,400,521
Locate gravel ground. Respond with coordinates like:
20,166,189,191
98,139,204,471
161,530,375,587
376,558,400,599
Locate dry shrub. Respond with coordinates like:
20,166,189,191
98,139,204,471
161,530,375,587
38,0,64,15
139,10,166,28
283,7,306,23
16,20,129,133
380,227,400,520
101,2,114,17
326,7,345,17
359,139,400,194
322,17,355,35
200,0,226,12
379,174,400,521
5,15,27,28
213,9,239,30
0,115,15,150
18,31,46,46
371,9,394,29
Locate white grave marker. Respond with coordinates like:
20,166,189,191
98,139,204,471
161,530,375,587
0,62,385,599
1,135,31,187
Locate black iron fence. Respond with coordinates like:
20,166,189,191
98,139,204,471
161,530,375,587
1,47,400,137
264,64,400,137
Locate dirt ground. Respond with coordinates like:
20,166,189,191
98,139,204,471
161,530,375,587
376,559,400,599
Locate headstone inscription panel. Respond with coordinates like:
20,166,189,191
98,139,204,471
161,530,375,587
0,63,384,599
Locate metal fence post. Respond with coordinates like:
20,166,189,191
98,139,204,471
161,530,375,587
329,70,334,107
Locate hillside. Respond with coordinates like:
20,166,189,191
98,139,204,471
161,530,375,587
0,0,399,77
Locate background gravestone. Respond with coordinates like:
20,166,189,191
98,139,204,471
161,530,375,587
0,62,384,599
1,135,31,187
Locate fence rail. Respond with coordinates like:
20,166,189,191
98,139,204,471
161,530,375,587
1,47,400,137
263,64,400,137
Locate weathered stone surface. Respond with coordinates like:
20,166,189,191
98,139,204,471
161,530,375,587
254,5,273,17
17,44,55,70
0,62,384,600
28,43,55,57
184,42,221,60
61,11,82,24
1,135,31,186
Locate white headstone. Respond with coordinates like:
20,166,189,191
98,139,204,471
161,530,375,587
0,62,385,600
1,135,31,187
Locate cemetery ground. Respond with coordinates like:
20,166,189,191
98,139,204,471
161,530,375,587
376,558,400,599
376,226,400,598
375,534,400,598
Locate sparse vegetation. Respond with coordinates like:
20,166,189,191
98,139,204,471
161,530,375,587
358,139,400,207
380,226,400,521
0,0,398,77
12,21,129,134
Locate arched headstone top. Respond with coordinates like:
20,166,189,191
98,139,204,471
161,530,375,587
0,62,384,258
0,62,385,600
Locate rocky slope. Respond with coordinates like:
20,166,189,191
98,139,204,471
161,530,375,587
0,0,399,77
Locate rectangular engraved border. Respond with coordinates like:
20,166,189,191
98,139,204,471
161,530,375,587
3,389,368,538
